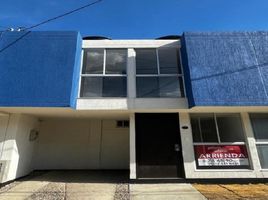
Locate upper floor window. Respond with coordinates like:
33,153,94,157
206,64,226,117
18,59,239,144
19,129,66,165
135,48,184,98
80,49,127,97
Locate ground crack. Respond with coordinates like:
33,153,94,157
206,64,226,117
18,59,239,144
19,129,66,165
219,184,244,199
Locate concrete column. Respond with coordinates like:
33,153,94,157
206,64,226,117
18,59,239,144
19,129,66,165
127,49,136,98
241,112,263,177
129,113,136,179
179,112,195,178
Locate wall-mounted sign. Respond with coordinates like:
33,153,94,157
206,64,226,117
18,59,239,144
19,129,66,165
194,145,250,169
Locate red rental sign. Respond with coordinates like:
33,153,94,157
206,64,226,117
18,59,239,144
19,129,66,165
194,145,249,167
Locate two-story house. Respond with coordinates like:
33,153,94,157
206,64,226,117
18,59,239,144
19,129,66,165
0,31,267,183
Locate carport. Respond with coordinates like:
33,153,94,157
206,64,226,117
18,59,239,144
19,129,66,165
0,108,130,183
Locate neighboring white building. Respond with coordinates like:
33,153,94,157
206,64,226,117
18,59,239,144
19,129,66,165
0,31,268,183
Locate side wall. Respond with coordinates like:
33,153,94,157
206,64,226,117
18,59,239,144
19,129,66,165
0,114,39,183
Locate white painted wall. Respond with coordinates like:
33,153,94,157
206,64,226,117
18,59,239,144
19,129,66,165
100,120,129,169
129,113,136,179
33,119,129,170
179,112,267,179
0,114,39,183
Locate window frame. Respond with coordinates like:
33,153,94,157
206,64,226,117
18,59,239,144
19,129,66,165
191,113,246,146
79,48,128,98
249,113,268,169
190,113,251,170
135,48,185,98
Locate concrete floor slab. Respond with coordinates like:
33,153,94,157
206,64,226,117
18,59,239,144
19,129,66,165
130,183,207,200
0,181,49,200
0,171,207,200
66,183,116,200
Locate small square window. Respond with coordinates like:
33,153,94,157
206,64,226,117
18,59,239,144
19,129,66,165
124,120,129,127
116,121,123,127
116,120,129,128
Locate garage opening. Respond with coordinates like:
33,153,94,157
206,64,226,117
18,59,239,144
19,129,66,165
33,119,129,170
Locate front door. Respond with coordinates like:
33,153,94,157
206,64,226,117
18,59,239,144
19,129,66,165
136,113,184,178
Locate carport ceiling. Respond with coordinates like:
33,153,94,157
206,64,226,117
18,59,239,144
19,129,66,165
0,107,130,119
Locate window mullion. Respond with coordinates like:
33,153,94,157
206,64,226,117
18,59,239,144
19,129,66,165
103,49,106,75
214,114,221,143
198,117,204,143
156,49,160,75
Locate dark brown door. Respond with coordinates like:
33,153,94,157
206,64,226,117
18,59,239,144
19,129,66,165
136,113,184,178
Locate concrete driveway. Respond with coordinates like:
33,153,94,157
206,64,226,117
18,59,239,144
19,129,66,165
0,171,206,200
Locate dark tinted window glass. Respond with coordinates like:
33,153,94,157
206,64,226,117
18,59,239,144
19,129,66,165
159,77,182,97
106,49,127,74
217,114,245,142
136,77,158,97
103,77,127,97
256,145,268,168
136,49,158,74
80,77,126,97
124,120,130,127
83,49,104,74
250,114,268,141
158,48,181,74
80,77,102,97
200,116,218,142
191,118,202,142
137,77,183,98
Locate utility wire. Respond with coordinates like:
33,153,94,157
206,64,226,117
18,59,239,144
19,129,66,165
22,0,102,31
0,0,102,54
0,31,31,53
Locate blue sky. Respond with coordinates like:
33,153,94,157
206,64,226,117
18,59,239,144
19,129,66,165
1,0,268,39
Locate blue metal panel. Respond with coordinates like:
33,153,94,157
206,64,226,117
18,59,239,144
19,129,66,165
0,31,82,107
181,31,268,107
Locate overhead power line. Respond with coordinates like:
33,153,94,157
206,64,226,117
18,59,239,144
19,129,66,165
22,0,102,31
0,0,103,54
0,31,31,53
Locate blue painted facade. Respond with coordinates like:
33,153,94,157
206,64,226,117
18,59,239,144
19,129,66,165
0,31,82,108
181,31,268,107
1,30,268,108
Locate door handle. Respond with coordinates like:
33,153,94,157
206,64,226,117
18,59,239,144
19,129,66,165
174,144,180,152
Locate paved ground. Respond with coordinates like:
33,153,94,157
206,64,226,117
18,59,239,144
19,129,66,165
0,171,206,200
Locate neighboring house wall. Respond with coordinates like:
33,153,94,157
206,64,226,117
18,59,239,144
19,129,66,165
0,31,82,108
181,31,268,107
